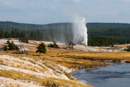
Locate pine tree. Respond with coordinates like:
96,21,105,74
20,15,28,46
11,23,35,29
8,41,19,50
53,41,59,48
48,41,59,48
25,38,28,43
36,43,46,55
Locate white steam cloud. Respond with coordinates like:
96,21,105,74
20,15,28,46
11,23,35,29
72,16,88,45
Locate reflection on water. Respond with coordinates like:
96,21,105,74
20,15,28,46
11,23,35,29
72,63,130,87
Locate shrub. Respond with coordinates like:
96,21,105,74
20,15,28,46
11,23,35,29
8,41,19,50
3,45,8,51
36,43,46,55
126,46,130,52
68,41,75,49
48,41,59,48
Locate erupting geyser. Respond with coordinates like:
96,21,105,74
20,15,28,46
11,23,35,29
72,16,88,45
39,16,88,45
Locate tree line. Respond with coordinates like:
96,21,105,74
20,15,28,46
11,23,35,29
1,28,130,46
0,29,43,40
1,21,130,46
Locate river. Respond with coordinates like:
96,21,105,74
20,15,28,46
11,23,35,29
72,63,130,87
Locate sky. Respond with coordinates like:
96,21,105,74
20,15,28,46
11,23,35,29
0,0,130,24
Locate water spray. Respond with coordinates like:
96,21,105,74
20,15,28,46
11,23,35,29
72,16,88,45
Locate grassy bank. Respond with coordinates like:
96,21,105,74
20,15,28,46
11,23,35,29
0,70,92,87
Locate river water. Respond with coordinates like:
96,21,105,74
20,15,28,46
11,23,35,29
72,63,130,87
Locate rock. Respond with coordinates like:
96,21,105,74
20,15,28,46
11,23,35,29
42,58,44,61
52,83,58,87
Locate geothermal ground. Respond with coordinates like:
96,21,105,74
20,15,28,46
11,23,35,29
0,38,130,87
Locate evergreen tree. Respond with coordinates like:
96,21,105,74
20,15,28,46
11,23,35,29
25,38,28,43
48,41,59,48
6,40,10,44
53,41,59,48
36,43,46,55
8,41,19,50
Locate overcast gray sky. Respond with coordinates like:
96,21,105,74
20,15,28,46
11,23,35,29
0,0,130,24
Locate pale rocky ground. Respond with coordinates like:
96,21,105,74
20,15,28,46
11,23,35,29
0,77,43,87
74,45,124,52
0,38,124,52
0,54,72,87
0,39,75,87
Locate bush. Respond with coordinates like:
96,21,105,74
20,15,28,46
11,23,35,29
36,43,46,55
68,41,75,49
126,46,130,52
8,41,19,50
3,45,8,51
3,40,19,51
48,41,59,48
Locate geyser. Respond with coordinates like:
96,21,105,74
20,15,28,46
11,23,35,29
39,17,88,45
72,16,88,45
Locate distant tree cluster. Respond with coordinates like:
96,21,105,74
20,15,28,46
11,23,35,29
19,38,28,43
0,29,25,38
88,27,130,46
0,29,42,41
88,37,116,46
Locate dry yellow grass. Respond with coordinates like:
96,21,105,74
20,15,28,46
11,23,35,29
39,77,93,87
60,51,130,62
2,47,130,69
0,70,93,87
0,48,107,69
0,70,36,80
0,60,44,73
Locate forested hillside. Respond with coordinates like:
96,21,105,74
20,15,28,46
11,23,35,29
0,21,130,46
0,21,71,30
87,23,130,46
